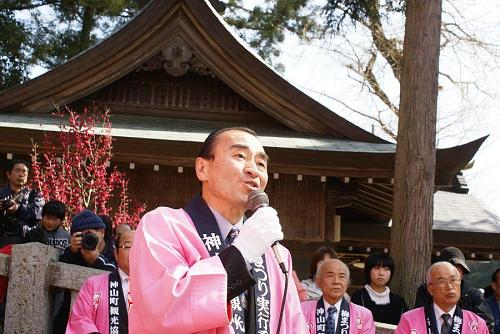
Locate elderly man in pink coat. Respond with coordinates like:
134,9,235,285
396,261,489,334
302,259,375,334
129,127,308,333
66,230,135,334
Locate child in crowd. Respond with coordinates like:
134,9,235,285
24,199,70,254
351,252,408,325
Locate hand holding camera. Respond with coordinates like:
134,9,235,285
0,197,13,211
70,231,99,252
0,196,17,213
70,230,101,265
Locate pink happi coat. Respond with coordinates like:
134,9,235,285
395,307,489,334
301,299,376,334
66,273,111,334
129,206,309,333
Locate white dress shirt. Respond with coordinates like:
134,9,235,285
208,205,244,242
323,298,343,332
118,268,130,312
433,303,456,334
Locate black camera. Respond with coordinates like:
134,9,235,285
0,196,13,211
81,232,99,251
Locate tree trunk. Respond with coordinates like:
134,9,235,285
390,0,442,307
78,5,96,52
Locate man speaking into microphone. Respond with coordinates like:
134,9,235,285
129,127,308,333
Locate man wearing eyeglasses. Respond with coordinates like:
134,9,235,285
66,230,135,334
396,262,488,334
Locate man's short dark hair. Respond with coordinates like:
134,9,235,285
363,252,395,285
309,246,338,279
491,268,500,283
198,127,257,160
6,159,30,173
42,200,66,221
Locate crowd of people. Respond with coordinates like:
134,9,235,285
295,245,498,334
0,159,133,333
0,128,499,334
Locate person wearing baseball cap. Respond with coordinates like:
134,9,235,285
439,246,470,275
414,246,494,332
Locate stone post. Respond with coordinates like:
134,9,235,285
4,243,59,334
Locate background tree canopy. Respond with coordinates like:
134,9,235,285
0,0,143,90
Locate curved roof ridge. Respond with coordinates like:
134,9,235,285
0,0,387,143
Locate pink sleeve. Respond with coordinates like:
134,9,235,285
394,314,411,334
284,249,310,333
301,301,316,333
129,207,230,332
66,278,100,334
362,308,376,334
292,270,308,302
479,318,490,334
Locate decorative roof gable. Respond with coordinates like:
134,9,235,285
0,0,385,143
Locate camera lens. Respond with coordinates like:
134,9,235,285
81,232,99,251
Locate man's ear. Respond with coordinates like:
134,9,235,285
5,171,10,180
195,157,209,182
315,275,321,288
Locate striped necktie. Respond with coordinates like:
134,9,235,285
326,306,337,334
225,227,239,246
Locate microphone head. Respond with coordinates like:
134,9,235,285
246,190,269,211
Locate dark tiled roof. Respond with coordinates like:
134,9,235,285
433,190,500,233
0,113,396,153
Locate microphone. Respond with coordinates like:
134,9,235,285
246,190,288,274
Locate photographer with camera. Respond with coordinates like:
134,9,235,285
0,159,44,248
67,230,135,334
59,209,116,271
55,209,116,333
0,159,44,327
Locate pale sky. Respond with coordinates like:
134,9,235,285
273,1,500,216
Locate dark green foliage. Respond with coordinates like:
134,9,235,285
224,0,320,72
0,0,141,91
323,0,405,32
0,9,30,90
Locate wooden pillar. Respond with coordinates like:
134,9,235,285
325,188,337,243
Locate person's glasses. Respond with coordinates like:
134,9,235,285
429,277,460,287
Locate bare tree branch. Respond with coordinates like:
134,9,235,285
295,83,398,140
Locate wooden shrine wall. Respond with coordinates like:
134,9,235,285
80,70,286,128
118,163,327,242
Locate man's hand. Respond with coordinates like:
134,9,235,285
6,202,18,214
232,206,283,264
69,232,83,253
